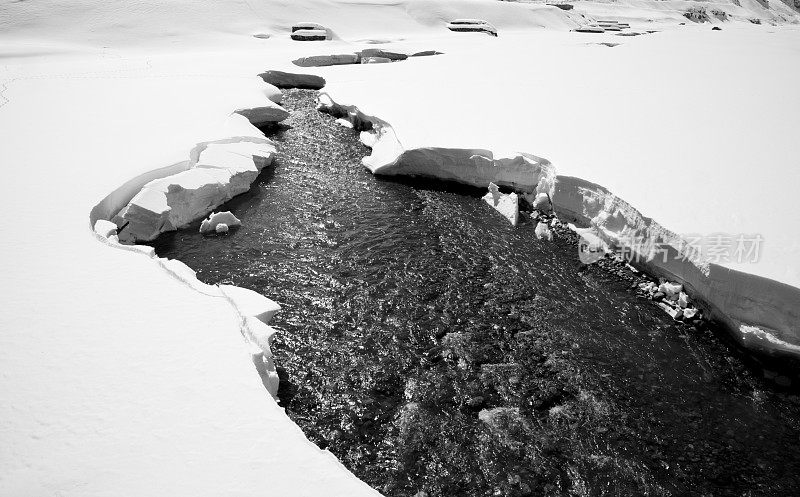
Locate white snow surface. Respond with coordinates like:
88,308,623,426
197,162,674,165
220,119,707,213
483,183,520,226
1,0,799,495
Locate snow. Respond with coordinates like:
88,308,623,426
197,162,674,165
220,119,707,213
1,0,799,495
115,138,275,242
200,211,242,234
482,182,520,226
535,221,554,241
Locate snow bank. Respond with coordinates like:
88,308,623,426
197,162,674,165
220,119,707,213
555,175,800,357
318,89,800,358
317,93,556,194
114,138,276,243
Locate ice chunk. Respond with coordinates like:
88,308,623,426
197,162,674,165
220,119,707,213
291,28,328,41
535,221,553,241
200,211,241,235
658,282,683,299
482,183,519,226
116,140,275,242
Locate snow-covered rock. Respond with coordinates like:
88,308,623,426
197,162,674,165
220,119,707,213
658,282,683,299
115,139,275,243
357,48,407,61
200,211,242,234
293,54,359,67
234,103,290,125
447,19,498,36
362,57,392,64
291,28,328,41
531,192,552,212
259,70,326,90
535,222,553,241
482,182,519,226
411,50,444,57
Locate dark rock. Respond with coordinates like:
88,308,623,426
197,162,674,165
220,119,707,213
653,291,665,300
712,26,722,30
293,54,359,67
411,50,444,57
775,375,792,387
357,48,408,61
259,70,326,90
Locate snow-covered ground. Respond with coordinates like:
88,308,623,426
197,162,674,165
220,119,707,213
1,0,799,494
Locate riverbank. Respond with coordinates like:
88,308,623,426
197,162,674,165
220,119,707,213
153,89,800,496
3,7,799,494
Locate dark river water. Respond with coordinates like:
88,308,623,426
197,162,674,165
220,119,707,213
152,90,800,496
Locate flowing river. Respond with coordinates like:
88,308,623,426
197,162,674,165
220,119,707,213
152,90,800,496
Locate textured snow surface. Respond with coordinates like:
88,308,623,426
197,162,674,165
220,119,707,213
2,0,799,495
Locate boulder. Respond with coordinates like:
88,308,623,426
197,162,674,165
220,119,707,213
292,54,359,67
234,103,289,125
357,48,408,61
410,50,444,57
259,70,325,90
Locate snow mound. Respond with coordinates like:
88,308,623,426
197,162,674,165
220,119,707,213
482,182,519,226
200,211,242,234
115,139,275,243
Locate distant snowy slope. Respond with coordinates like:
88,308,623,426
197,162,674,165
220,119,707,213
0,0,575,51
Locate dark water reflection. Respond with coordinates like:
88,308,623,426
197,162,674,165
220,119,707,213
152,91,800,496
